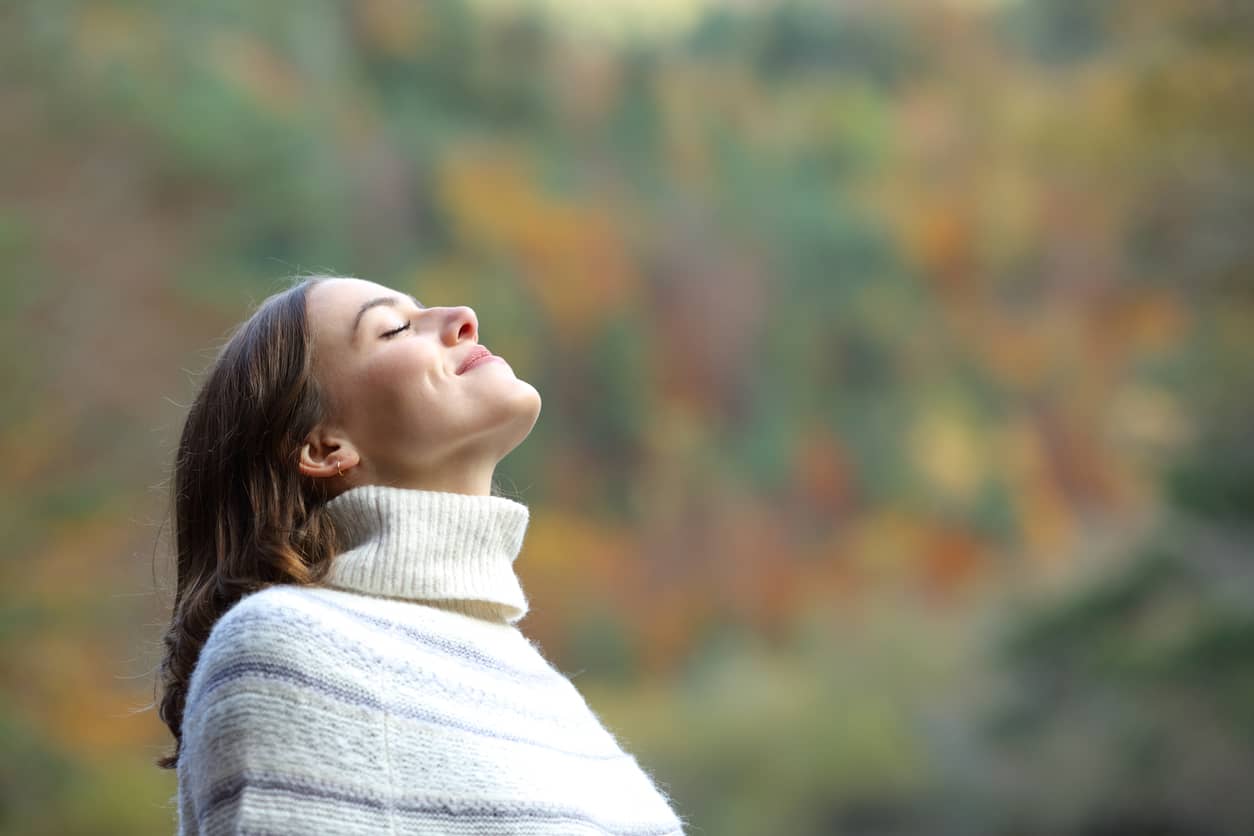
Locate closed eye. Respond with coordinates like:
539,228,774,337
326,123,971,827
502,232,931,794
381,321,411,339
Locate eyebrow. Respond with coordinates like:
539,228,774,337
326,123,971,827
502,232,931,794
350,293,424,343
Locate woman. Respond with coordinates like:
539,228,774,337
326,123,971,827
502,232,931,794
157,275,686,835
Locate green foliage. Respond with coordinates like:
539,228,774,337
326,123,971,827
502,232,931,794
567,608,638,683
0,695,79,836
997,549,1189,675
954,406,1254,833
1167,435,1254,524
756,3,924,87
589,608,955,836
1000,0,1114,65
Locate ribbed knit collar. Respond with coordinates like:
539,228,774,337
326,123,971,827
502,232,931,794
320,485,531,624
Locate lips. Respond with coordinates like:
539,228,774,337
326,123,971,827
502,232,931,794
456,345,494,375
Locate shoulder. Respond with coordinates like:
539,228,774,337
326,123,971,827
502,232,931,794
183,585,383,715
200,585,339,656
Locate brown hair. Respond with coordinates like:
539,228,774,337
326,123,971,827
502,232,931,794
155,276,341,769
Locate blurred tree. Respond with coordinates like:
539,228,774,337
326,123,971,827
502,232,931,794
940,355,1254,834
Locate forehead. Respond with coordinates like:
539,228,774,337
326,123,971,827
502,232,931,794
307,277,394,323
307,277,412,339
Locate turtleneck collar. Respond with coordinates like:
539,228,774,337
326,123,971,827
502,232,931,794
319,485,531,624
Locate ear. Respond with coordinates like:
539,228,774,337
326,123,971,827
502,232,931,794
298,426,360,480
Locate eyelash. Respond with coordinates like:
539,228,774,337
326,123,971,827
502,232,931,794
381,321,411,339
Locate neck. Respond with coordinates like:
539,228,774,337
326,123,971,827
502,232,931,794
345,459,497,497
319,484,531,624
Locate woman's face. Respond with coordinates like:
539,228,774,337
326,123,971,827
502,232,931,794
299,277,541,495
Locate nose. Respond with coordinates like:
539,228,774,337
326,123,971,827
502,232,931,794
441,306,478,346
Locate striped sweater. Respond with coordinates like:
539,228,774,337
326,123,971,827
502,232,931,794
175,485,686,835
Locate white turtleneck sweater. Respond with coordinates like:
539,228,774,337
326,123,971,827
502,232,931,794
175,486,686,835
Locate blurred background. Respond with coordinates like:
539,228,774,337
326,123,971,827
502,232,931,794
1,0,1251,833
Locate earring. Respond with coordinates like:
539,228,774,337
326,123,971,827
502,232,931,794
335,459,344,478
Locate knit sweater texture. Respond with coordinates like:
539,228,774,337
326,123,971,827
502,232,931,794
175,485,686,835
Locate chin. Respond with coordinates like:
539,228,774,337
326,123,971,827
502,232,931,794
501,376,540,408
505,383,542,435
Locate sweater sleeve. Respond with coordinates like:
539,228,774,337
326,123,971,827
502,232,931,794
175,590,396,835
177,679,276,835
176,594,304,835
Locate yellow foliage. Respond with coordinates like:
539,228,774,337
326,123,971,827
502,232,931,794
521,508,637,590
847,510,928,581
909,408,985,501
21,510,136,603
20,634,164,754
440,150,639,339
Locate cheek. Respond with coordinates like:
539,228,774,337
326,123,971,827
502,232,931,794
355,350,442,424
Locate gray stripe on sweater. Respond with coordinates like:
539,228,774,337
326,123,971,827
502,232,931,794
202,646,586,727
201,659,627,760
205,772,683,835
204,608,560,702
